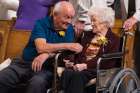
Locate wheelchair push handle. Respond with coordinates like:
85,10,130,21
121,28,134,37
101,51,128,60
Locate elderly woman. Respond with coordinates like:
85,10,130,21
69,0,114,31
60,7,120,93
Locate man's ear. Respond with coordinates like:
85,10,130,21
53,11,59,16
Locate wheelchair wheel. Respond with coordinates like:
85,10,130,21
108,68,140,93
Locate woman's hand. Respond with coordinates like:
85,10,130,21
63,59,74,68
73,63,87,71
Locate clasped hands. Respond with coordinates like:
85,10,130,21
64,59,87,71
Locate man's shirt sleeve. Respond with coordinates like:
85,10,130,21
30,20,47,42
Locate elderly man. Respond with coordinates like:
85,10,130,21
61,7,120,93
0,1,82,93
0,0,19,20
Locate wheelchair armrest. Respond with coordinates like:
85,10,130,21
97,52,124,70
101,52,124,59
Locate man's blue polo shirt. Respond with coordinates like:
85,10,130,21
22,16,75,62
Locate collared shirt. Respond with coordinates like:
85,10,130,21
22,16,75,62
124,0,140,21
0,0,19,20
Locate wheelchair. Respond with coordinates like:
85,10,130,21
47,30,140,93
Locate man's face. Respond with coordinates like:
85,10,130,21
54,9,75,30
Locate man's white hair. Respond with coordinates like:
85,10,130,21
88,7,115,27
53,1,73,14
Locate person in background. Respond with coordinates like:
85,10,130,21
0,0,19,20
61,7,120,93
123,0,140,31
14,0,60,30
0,1,83,93
122,0,140,77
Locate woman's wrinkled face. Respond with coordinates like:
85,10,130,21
91,15,107,34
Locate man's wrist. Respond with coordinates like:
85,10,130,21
39,52,55,58
63,43,70,50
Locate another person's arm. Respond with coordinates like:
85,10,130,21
123,0,140,30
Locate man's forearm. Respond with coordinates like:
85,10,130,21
37,43,71,54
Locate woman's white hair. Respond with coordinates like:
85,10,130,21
88,7,115,27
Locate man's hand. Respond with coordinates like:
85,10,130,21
68,43,83,53
123,16,138,31
73,63,87,71
32,53,49,72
